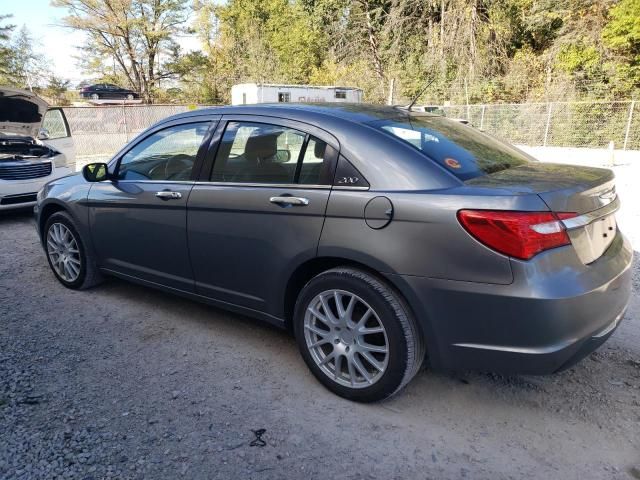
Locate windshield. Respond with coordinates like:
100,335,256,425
368,115,532,181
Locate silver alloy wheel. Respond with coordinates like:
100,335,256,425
304,289,389,388
46,223,81,283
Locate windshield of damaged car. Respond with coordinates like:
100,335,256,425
368,116,532,181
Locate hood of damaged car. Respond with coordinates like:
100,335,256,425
0,87,49,138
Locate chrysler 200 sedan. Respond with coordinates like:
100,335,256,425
35,104,632,402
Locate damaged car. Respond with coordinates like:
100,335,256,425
0,87,76,210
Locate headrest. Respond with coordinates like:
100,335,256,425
314,140,326,159
245,133,278,163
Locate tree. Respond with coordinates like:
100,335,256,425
602,0,640,96
0,14,15,78
42,75,72,105
70,0,638,104
0,25,50,90
215,0,325,84
53,0,190,102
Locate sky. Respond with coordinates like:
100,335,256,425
1,0,201,86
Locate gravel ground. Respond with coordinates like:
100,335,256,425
1,164,640,480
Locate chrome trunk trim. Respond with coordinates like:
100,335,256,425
561,196,620,230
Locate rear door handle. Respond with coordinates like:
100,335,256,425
269,196,309,207
155,191,182,200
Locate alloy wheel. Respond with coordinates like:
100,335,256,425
303,289,389,388
47,223,82,283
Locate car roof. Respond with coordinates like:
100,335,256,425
163,103,428,125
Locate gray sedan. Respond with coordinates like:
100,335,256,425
35,104,632,402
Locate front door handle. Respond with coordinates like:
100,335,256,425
155,190,182,200
269,196,310,207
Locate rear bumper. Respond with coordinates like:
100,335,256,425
389,231,633,374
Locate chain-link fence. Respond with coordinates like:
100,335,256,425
63,101,639,162
442,100,639,150
62,105,206,162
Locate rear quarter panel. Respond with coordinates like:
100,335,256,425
319,187,551,284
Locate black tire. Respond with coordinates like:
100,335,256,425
44,211,103,290
90,93,99,100
293,267,424,402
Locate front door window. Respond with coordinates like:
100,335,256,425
117,122,209,181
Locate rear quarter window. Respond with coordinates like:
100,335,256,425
368,116,533,181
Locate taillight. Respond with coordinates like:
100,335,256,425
457,210,577,260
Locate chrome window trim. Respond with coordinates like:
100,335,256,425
561,195,620,230
194,181,332,190
113,179,371,191
332,185,370,191
115,180,195,185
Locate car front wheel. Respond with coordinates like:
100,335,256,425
90,93,99,100
44,212,102,290
126,93,134,100
294,267,424,402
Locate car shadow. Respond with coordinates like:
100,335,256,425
0,208,35,222
90,249,639,434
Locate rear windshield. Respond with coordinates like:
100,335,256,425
368,115,532,181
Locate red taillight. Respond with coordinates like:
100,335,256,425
457,210,577,260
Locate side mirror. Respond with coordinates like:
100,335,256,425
37,128,50,140
82,162,110,182
275,149,291,163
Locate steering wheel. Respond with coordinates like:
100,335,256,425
148,154,193,180
164,154,194,180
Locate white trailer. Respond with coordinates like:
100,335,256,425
231,83,363,105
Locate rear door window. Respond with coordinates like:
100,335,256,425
211,121,333,185
368,116,532,181
298,137,328,185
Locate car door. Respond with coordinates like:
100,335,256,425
88,116,218,291
188,116,339,319
41,108,76,165
93,84,106,98
102,84,116,99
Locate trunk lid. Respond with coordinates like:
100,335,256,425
466,162,618,264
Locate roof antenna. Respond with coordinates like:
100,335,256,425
406,77,436,111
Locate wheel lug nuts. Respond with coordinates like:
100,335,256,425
333,339,340,344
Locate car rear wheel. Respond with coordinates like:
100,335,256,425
126,93,134,100
90,93,99,100
44,212,102,290
294,267,424,402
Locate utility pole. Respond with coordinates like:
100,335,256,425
464,77,470,121
623,101,635,151
387,78,395,106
